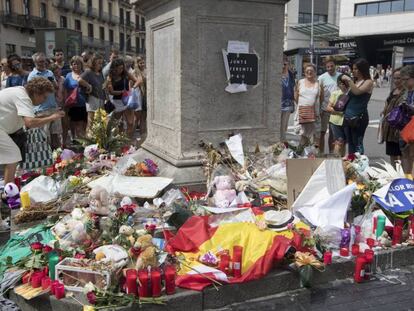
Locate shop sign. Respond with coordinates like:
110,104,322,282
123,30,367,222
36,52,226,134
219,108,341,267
303,48,338,55
384,36,414,46
227,53,258,85
331,41,357,49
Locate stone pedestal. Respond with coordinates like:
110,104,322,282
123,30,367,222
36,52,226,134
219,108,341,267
135,0,288,186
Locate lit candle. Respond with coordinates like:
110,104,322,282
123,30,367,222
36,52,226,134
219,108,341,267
31,272,43,288
366,238,375,248
42,276,51,290
125,269,138,296
151,268,162,297
323,251,332,265
138,269,150,297
232,246,243,278
164,265,176,295
339,247,349,257
351,244,360,256
20,191,31,209
50,280,60,295
219,254,231,274
54,283,65,299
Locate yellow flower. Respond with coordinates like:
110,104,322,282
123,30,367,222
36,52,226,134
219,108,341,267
83,306,95,311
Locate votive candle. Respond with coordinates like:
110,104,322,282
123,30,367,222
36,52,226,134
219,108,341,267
323,251,332,265
125,269,138,296
151,268,162,297
164,265,176,295
20,191,31,209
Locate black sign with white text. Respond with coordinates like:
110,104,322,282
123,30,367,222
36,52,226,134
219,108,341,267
227,53,258,85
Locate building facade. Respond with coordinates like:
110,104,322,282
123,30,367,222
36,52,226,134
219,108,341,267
0,0,146,60
339,0,414,66
284,0,342,77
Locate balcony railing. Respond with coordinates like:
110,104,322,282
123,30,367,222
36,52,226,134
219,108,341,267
82,36,107,48
86,7,98,19
73,2,86,15
125,20,135,30
0,12,56,29
109,15,120,25
54,0,74,10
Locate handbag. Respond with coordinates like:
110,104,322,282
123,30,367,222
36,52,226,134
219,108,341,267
401,116,414,143
333,93,350,112
387,104,410,130
64,87,79,108
104,100,115,114
21,128,53,170
9,128,27,162
127,87,142,110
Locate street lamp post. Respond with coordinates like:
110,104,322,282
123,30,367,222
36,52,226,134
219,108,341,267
310,0,314,65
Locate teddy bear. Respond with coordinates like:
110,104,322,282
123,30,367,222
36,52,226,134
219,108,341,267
212,175,237,208
114,225,136,248
88,186,110,215
4,183,20,209
133,234,158,270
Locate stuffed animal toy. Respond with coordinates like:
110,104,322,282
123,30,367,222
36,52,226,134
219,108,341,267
89,186,110,215
114,225,136,248
134,234,158,270
212,175,237,208
4,183,20,209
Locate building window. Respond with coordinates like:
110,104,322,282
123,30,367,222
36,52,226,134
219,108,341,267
355,0,414,16
88,23,94,38
367,2,379,15
99,0,103,17
108,2,113,16
109,29,114,43
379,1,392,13
127,36,131,51
5,0,11,14
74,0,80,10
23,0,30,16
120,8,124,24
60,16,67,28
406,0,414,10
120,32,125,50
6,44,16,55
392,0,404,11
136,37,140,53
298,12,327,24
40,2,47,19
126,11,131,25
99,26,105,41
141,38,145,52
75,19,81,31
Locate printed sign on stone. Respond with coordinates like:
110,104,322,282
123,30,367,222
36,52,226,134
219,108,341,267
227,53,258,85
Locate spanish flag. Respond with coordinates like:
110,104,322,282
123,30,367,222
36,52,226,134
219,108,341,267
166,215,306,291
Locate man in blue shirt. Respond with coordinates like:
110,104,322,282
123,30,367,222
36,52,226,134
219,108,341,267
27,52,62,149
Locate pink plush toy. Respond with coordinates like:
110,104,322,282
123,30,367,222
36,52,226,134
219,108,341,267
212,175,237,208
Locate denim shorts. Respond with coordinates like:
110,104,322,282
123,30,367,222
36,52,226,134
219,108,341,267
330,123,346,141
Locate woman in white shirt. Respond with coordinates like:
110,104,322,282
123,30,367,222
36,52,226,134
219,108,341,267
294,64,324,148
0,78,64,186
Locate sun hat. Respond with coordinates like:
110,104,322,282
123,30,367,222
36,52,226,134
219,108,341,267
264,210,299,232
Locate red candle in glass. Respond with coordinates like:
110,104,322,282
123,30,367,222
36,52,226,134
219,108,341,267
364,249,374,264
14,177,21,190
366,238,375,248
351,244,360,256
42,276,51,290
125,269,138,296
138,269,151,297
31,272,43,288
164,265,176,295
340,247,349,257
373,217,377,234
410,215,414,238
219,254,231,274
50,280,60,295
54,283,65,299
151,268,162,297
323,251,332,265
392,220,404,245
354,255,366,283
232,246,243,278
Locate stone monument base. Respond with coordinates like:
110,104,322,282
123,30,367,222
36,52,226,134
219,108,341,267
131,144,205,187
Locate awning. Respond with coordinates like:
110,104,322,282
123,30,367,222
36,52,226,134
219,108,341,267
291,22,341,41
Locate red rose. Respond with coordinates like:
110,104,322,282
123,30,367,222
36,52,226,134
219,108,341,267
129,247,141,257
74,170,81,176
145,224,157,234
30,242,43,252
75,253,86,259
346,153,356,161
56,156,62,163
42,245,53,254
86,291,97,305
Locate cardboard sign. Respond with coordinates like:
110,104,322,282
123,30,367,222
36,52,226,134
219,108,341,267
227,53,258,85
373,178,414,213
286,159,324,209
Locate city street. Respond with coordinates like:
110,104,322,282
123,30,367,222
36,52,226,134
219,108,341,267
286,84,391,160
218,265,414,311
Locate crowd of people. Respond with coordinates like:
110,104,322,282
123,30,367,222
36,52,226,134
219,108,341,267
0,48,147,189
281,57,414,176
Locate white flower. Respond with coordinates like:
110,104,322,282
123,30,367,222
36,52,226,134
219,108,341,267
83,282,95,294
71,208,84,220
